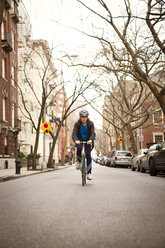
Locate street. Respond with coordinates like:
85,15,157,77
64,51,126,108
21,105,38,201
0,163,165,248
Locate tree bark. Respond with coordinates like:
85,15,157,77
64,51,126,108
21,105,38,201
127,123,137,154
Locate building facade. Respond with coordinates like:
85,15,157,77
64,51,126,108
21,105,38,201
0,0,21,169
17,39,58,166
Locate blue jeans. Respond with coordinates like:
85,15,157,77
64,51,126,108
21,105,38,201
76,143,92,174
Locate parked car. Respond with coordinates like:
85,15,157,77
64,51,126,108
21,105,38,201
111,150,133,168
100,156,108,165
139,144,161,173
148,142,165,176
105,150,116,167
95,156,102,164
131,149,148,171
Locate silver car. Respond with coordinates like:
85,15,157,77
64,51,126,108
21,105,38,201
111,150,133,168
131,149,148,172
140,144,161,173
105,150,116,167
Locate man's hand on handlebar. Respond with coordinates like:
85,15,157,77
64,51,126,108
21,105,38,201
75,140,92,145
87,140,92,145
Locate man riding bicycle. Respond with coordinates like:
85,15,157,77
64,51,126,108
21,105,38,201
72,109,96,180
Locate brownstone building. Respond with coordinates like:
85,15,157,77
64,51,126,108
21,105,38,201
0,0,21,168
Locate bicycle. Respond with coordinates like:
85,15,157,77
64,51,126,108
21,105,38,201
80,141,87,187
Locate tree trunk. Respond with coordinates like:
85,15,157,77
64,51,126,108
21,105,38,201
127,123,137,154
121,129,126,150
109,135,113,152
32,100,45,169
114,127,120,150
47,124,62,168
61,121,68,166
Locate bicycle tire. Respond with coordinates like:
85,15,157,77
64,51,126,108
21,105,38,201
82,172,85,186
81,155,86,186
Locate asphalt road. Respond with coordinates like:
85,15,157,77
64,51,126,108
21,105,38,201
0,163,165,248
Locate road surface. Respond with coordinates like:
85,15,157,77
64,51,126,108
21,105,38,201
0,163,165,248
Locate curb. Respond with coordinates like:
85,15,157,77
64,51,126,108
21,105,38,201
0,164,73,183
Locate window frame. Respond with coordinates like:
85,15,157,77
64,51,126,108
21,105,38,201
153,109,163,125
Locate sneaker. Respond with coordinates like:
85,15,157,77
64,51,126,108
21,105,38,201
87,173,93,180
76,161,80,170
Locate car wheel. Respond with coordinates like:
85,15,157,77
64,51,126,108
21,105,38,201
149,159,157,176
136,162,140,172
131,165,135,171
106,162,110,167
140,162,146,173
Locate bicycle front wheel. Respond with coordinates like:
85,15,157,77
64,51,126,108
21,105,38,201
81,155,86,186
82,170,86,186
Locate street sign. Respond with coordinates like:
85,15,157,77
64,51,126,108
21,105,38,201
117,136,122,142
139,134,144,142
40,121,52,133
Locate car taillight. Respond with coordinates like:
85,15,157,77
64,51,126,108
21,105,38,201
115,157,117,160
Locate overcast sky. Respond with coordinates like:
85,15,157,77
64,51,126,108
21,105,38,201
22,0,144,128
21,0,106,128
23,0,95,52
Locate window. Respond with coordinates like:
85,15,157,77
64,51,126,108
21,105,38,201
2,58,7,79
29,102,33,112
153,109,163,124
11,66,15,86
154,135,163,144
4,137,8,155
11,32,16,51
3,98,6,121
11,32,14,49
12,104,15,127
58,100,62,105
1,21,5,39
59,94,64,99
117,151,132,157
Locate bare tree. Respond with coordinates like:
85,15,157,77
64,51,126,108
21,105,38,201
146,0,165,54
75,0,165,115
95,129,107,155
18,40,60,169
47,67,97,167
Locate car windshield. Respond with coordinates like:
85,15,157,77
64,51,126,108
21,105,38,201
117,152,132,157
142,149,148,154
160,142,165,149
149,144,159,151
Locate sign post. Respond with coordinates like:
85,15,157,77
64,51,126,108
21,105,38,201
40,121,52,169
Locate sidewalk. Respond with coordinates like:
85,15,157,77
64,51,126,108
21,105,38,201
0,164,73,183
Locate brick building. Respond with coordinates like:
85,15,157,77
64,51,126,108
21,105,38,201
54,90,69,162
102,76,165,154
0,0,21,169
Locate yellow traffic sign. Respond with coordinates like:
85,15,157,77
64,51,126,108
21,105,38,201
117,136,122,142
40,121,52,133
